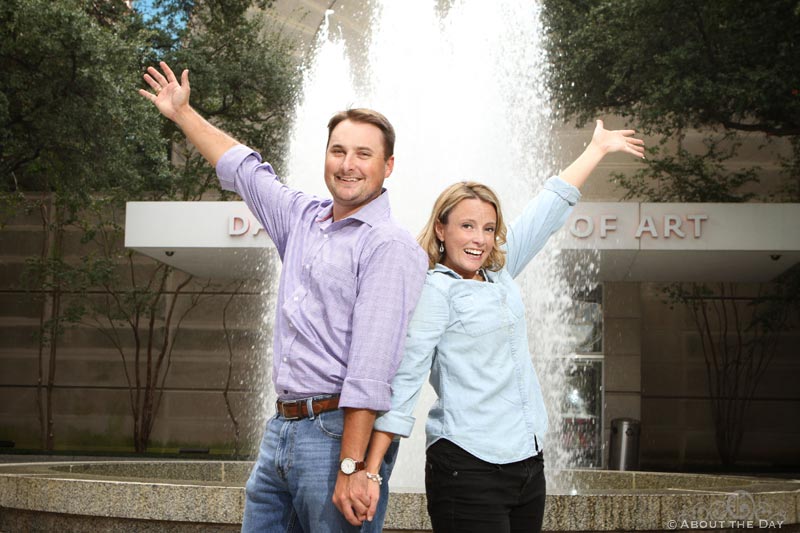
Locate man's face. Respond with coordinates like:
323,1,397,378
324,119,394,220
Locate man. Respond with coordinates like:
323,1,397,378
139,62,427,532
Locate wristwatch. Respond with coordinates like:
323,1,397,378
340,457,366,475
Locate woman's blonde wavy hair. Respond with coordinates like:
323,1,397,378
418,181,507,271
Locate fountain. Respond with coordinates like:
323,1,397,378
1,460,798,531
2,1,798,532
287,0,583,487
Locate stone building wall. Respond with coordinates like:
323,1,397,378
601,282,643,466
0,204,272,454
638,282,800,468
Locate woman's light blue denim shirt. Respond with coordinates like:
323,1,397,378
374,176,580,464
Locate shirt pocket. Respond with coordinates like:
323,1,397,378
452,293,506,336
309,261,357,318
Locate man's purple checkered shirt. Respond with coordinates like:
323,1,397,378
217,145,428,411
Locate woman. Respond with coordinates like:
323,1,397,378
362,120,644,533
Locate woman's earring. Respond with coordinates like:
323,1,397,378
439,241,444,254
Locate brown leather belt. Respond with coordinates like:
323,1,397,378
276,395,340,420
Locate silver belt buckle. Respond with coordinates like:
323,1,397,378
278,399,301,420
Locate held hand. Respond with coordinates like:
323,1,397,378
366,474,380,522
332,471,372,526
590,119,645,159
137,61,190,122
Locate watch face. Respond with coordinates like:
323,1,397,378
341,458,356,475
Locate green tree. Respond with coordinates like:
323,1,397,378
117,0,297,452
542,0,800,201
1,0,298,452
1,0,166,450
542,0,800,465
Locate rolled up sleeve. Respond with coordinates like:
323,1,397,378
339,240,428,411
543,175,581,206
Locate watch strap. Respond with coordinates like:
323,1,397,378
340,457,366,475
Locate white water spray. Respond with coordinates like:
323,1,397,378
283,0,596,489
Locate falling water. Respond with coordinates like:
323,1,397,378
283,0,598,489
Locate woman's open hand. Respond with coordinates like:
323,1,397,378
590,119,645,159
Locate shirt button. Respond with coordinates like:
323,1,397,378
283,357,288,362
293,296,299,301
324,234,329,239
304,264,310,269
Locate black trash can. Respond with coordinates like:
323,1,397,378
608,418,640,470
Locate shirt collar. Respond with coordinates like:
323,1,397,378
316,188,391,227
432,263,495,283
316,200,334,224
348,188,391,226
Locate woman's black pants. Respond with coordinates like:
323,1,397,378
425,438,546,533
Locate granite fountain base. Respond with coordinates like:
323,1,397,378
1,461,798,532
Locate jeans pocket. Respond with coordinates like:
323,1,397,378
425,458,447,497
450,463,501,475
428,439,500,475
316,409,344,439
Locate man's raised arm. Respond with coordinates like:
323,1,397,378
138,61,237,167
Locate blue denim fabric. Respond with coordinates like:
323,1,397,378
242,409,398,533
374,176,581,465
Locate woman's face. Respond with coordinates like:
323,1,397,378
435,198,497,280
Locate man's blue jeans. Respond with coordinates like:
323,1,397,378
242,409,399,533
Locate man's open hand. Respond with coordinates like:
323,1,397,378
138,61,190,122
